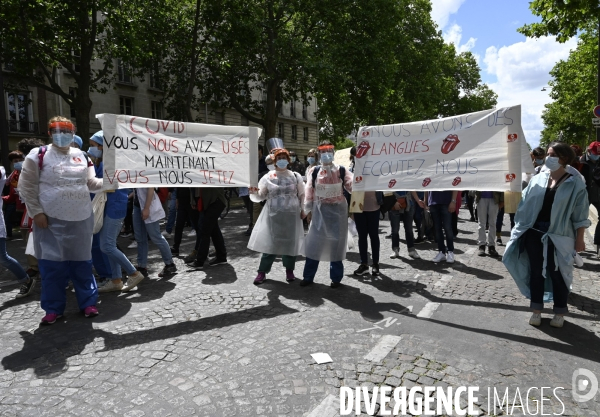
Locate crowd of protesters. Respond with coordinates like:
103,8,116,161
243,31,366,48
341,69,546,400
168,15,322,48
1,116,598,329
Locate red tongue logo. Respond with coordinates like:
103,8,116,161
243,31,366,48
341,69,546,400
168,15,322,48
355,140,371,159
452,177,462,186
355,176,363,184
441,134,460,154
388,179,397,188
505,173,516,182
507,133,518,142
422,177,431,187
361,131,370,137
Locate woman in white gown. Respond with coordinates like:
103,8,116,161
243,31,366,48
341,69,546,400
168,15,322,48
248,148,306,284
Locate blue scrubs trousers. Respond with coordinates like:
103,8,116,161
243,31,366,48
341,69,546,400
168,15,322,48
303,258,344,283
39,259,98,315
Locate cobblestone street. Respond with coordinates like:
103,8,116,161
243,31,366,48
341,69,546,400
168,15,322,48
0,206,599,416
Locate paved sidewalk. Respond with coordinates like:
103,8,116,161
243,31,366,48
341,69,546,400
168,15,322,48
0,206,598,416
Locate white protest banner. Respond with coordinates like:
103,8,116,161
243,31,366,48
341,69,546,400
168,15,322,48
96,114,261,188
352,106,527,192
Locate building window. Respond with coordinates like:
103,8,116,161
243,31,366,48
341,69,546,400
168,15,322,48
151,101,163,119
291,125,297,141
302,103,308,120
303,127,309,142
215,111,225,125
241,115,249,126
149,62,160,89
117,59,133,84
6,92,34,132
290,101,296,118
69,87,77,118
119,96,134,115
278,123,284,139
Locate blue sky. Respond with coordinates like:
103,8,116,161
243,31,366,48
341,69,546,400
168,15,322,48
431,0,578,147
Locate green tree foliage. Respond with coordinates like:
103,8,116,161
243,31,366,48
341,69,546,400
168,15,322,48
0,0,147,141
540,26,598,146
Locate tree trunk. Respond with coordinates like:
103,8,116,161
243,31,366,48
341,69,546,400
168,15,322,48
263,80,279,140
185,0,202,122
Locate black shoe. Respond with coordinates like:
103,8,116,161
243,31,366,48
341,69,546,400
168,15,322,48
414,237,426,245
478,245,486,256
170,247,179,255
189,260,204,270
184,250,198,264
330,282,341,288
244,227,253,236
354,264,369,276
371,264,380,276
136,266,149,278
208,258,228,267
469,216,475,222
16,277,36,299
488,246,499,257
208,251,216,258
158,263,177,277
496,237,503,246
385,234,392,239
299,279,313,287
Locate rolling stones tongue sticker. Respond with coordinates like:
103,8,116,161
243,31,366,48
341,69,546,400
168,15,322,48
441,134,460,154
422,178,431,187
355,176,363,184
355,141,371,159
388,179,397,188
505,173,516,182
507,133,518,142
452,177,462,186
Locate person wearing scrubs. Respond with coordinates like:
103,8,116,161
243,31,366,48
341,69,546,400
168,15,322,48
300,141,353,288
19,116,104,324
248,148,305,284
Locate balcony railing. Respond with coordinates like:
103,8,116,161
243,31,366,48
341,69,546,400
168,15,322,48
7,120,39,134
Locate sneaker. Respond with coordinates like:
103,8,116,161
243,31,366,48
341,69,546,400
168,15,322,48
41,313,62,325
432,251,446,263
189,260,204,270
25,268,38,279
122,271,145,292
162,231,172,238
408,249,420,259
285,269,296,282
127,241,138,249
529,313,542,327
98,280,123,292
478,245,486,256
330,282,342,288
496,237,503,246
446,251,455,263
354,264,369,276
170,246,180,255
254,271,266,285
390,249,400,259
488,246,499,257
136,266,149,278
208,258,228,267
184,250,198,264
120,231,133,238
550,314,565,328
84,305,99,318
187,229,197,237
371,264,380,276
299,279,313,287
158,263,177,277
414,237,426,245
385,234,392,239
208,250,216,258
244,227,253,236
16,277,36,299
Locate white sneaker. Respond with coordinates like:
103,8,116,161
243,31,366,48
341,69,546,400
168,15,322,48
122,271,145,292
390,250,400,259
127,241,138,249
550,314,565,328
446,251,455,263
98,280,124,293
529,313,542,326
187,229,197,237
432,252,446,263
408,249,420,259
161,231,172,238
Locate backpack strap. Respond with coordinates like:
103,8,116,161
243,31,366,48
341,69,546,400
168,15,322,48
339,166,346,183
37,146,47,171
311,165,346,188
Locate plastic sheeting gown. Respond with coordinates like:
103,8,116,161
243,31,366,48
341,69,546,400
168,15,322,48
304,164,353,262
248,170,305,256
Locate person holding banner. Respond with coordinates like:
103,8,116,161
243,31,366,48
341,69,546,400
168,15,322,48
189,187,228,269
300,141,353,288
249,148,305,284
18,116,103,324
503,142,589,328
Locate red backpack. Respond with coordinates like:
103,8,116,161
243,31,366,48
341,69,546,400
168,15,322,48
156,188,169,204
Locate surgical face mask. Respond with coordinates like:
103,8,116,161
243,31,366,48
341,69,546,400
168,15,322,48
544,156,561,171
13,162,23,172
589,153,599,162
276,159,288,169
88,146,103,158
307,157,315,165
535,158,544,165
52,132,74,147
267,164,275,171
320,152,334,164
290,156,296,162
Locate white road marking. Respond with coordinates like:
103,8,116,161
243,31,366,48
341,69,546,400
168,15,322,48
434,274,453,288
307,394,338,417
416,302,441,319
364,335,402,362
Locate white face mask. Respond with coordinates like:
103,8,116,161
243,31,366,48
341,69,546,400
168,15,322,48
267,164,275,171
545,156,561,172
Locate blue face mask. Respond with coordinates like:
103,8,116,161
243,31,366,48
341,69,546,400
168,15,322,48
13,162,23,172
88,147,103,158
535,158,544,165
544,156,561,171
52,132,74,147
276,159,288,169
307,157,315,165
321,152,334,164
589,153,599,161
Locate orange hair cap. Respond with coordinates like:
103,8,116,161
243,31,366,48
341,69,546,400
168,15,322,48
48,121,75,131
317,144,334,151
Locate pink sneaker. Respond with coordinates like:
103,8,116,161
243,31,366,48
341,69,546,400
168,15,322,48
40,313,62,325
84,305,99,318
254,272,266,285
286,270,296,282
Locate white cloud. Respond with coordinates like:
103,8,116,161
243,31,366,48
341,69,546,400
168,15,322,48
483,36,577,147
443,23,477,54
430,0,466,30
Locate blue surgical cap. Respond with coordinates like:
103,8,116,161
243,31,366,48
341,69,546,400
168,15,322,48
72,135,83,148
90,131,104,146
